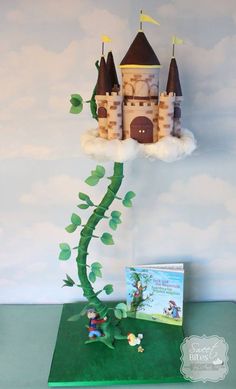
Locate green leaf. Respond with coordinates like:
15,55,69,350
115,303,128,311
78,192,94,206
67,314,81,322
70,94,83,114
59,243,71,260
65,224,77,233
112,217,121,224
70,105,83,114
94,165,105,179
89,271,96,283
62,280,73,287
122,198,132,208
91,262,102,270
109,219,117,231
115,303,128,318
71,213,81,226
103,284,113,295
124,191,136,201
92,267,102,278
77,203,90,209
85,175,99,186
101,232,114,245
122,191,136,208
114,309,123,320
90,263,102,278
66,274,75,285
59,243,70,251
111,211,121,219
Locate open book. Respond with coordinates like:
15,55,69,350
125,263,184,326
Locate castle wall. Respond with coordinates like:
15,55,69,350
107,92,123,140
158,92,175,138
172,96,183,138
121,68,159,101
123,101,159,142
96,95,108,139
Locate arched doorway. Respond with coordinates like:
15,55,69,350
130,116,153,143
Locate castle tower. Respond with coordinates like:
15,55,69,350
95,56,111,139
158,92,175,138
120,31,160,143
166,57,183,138
95,54,122,140
107,51,120,92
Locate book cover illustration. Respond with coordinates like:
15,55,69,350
126,264,184,326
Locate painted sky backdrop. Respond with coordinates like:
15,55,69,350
0,0,236,303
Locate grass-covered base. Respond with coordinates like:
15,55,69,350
128,311,183,326
48,302,186,387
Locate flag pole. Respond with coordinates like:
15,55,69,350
140,9,143,30
102,41,104,56
172,42,175,57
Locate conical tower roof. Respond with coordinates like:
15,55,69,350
166,57,182,96
120,31,160,68
107,51,119,89
96,56,111,95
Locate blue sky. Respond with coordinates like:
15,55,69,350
0,0,236,303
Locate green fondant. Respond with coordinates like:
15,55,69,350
48,302,186,386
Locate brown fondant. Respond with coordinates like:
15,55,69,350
98,106,107,118
166,58,182,96
120,31,160,67
96,56,111,95
106,51,120,90
130,116,153,143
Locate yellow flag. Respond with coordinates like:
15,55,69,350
172,36,184,45
140,13,160,26
101,35,112,43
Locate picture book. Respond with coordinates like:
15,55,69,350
125,263,184,326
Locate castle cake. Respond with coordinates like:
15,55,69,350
95,30,183,144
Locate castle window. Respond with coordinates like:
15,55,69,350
124,83,134,97
98,107,107,118
150,84,158,97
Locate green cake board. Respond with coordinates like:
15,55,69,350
48,302,186,387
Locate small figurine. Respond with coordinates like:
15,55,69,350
87,308,107,338
127,333,143,346
168,300,181,319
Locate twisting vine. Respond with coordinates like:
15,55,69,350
59,162,136,349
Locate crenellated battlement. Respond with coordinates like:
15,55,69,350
124,100,158,108
95,30,183,144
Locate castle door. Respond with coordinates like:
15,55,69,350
130,116,153,143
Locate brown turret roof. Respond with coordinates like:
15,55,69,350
106,51,119,90
96,56,111,95
166,57,182,96
120,31,160,68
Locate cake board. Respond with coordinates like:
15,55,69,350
48,302,186,387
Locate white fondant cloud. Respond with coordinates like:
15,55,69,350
80,129,197,163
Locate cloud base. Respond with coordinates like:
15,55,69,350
80,128,197,163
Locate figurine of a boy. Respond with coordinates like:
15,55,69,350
87,308,107,338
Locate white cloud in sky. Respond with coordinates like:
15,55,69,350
158,174,236,215
133,173,236,300
157,0,236,22
20,175,84,205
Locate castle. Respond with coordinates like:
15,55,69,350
95,30,183,144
